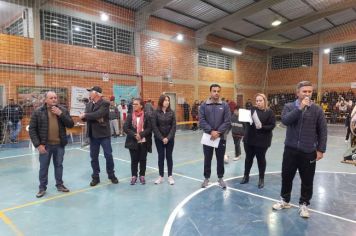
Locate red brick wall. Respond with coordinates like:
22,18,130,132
0,35,34,65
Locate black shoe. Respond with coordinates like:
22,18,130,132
258,178,264,189
109,175,119,184
240,176,249,184
57,184,70,192
90,178,100,186
36,190,46,198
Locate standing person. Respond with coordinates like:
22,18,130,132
272,81,327,218
3,98,23,143
191,100,199,131
183,102,190,122
29,91,74,198
200,84,231,189
144,99,154,115
151,95,176,185
240,93,276,189
124,98,152,185
231,108,245,161
109,96,120,138
118,99,128,136
79,86,119,186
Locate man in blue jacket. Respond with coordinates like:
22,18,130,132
272,81,327,218
199,84,231,189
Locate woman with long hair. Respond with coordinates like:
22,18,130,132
240,93,276,189
124,98,152,185
151,95,176,185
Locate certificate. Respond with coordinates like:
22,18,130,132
238,108,252,124
201,133,220,148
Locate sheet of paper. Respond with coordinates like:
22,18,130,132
252,110,262,128
238,108,252,124
200,133,220,148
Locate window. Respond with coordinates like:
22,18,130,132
330,45,356,64
198,49,232,70
6,18,24,36
40,10,134,55
271,51,313,70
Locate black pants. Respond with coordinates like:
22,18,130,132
203,139,226,179
346,125,351,140
155,138,174,177
233,136,242,157
129,143,148,177
243,143,268,178
280,146,316,205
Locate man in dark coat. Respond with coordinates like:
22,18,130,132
79,86,119,186
29,91,74,198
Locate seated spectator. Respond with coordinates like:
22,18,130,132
3,98,23,143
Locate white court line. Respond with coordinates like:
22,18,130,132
163,171,356,236
0,147,81,160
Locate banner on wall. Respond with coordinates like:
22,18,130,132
70,86,89,116
351,82,356,88
113,85,138,103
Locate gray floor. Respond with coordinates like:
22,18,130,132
0,124,355,236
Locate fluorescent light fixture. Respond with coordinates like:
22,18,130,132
100,12,109,21
338,56,345,61
222,47,242,55
74,26,80,31
323,48,330,54
271,20,282,27
176,33,184,41
51,23,59,27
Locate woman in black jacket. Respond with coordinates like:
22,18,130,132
124,98,152,185
151,95,176,185
240,93,276,188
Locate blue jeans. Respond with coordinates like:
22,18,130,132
90,137,115,178
8,121,21,141
39,144,65,190
155,138,174,177
203,139,226,179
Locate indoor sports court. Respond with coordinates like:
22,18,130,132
0,0,356,235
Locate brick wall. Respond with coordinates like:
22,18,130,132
0,35,34,65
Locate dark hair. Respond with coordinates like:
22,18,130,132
133,98,144,110
210,84,221,91
296,81,313,90
157,94,171,111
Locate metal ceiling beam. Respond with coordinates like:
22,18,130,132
135,0,175,32
242,0,356,46
195,0,286,46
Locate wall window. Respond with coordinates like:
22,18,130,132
198,49,232,70
271,51,313,70
40,10,134,55
6,18,24,36
330,45,356,64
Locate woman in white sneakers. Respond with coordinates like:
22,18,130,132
151,95,176,185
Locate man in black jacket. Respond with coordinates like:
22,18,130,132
79,86,118,186
272,81,327,218
3,98,23,143
29,91,74,198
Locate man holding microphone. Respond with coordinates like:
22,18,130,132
272,81,327,218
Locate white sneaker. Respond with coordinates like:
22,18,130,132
224,155,229,164
299,204,310,218
233,156,241,161
154,176,163,184
168,176,175,185
272,200,291,210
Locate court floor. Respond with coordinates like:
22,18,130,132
0,124,355,236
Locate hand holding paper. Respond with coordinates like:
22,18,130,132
252,111,262,129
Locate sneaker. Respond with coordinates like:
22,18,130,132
57,185,70,192
299,203,310,218
90,178,100,186
224,155,229,164
201,178,209,188
109,175,119,184
233,156,241,161
36,190,46,198
272,200,291,210
218,178,227,189
139,176,146,185
154,176,163,184
130,176,137,185
168,176,175,185
345,139,349,143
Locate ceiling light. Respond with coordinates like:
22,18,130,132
51,23,59,27
271,20,282,27
100,12,109,21
74,26,80,31
222,47,242,55
338,56,345,61
323,48,330,54
176,33,184,41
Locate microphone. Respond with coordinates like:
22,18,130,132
303,96,311,111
